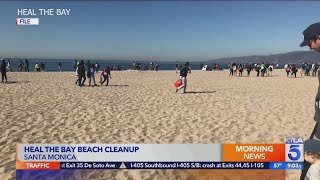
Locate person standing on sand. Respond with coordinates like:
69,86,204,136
255,63,260,76
18,60,23,72
25,59,29,72
312,62,316,77
285,65,291,77
86,61,91,80
246,63,252,76
233,63,237,76
306,63,311,76
58,62,62,71
100,66,111,86
265,62,270,76
260,62,266,77
75,61,79,85
7,60,11,72
238,64,243,76
35,63,41,72
299,22,320,180
77,60,86,86
88,64,97,86
95,62,100,73
291,64,298,78
268,64,273,77
74,60,77,70
176,62,191,94
229,64,233,76
1,59,7,83
40,63,45,72
301,62,306,76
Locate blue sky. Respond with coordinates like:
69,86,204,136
0,1,319,61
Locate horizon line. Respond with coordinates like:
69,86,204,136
0,50,312,62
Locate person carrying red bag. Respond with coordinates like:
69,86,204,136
176,62,191,94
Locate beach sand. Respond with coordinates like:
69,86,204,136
0,69,316,180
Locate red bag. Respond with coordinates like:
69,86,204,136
175,79,182,88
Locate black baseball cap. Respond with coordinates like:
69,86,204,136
300,23,320,47
304,139,320,152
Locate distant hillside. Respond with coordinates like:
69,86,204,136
208,51,320,64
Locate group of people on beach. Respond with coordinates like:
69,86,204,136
74,60,111,87
295,62,320,77
284,64,299,78
3,59,47,72
282,62,320,78
132,61,159,71
2,59,28,72
228,62,276,77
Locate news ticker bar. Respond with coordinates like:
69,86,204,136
16,162,304,170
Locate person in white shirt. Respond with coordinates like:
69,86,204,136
7,60,11,72
268,64,274,76
312,63,316,77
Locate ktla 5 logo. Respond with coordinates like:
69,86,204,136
286,144,304,162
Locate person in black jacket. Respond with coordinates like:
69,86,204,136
1,59,7,83
299,22,320,180
176,62,191,93
25,59,29,72
77,60,86,86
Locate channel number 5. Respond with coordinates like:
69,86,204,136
288,145,301,161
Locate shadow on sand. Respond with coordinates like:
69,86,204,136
233,75,281,77
78,84,129,87
286,77,303,78
107,85,129,87
1,81,31,84
185,91,216,94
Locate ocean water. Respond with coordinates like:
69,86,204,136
5,59,230,72
4,59,288,72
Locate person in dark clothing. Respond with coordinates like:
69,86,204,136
77,61,86,86
292,64,298,78
74,60,77,70
299,22,320,180
58,63,62,71
255,63,260,76
229,64,233,76
238,64,243,76
100,66,111,86
18,60,24,72
1,59,7,83
40,63,45,72
176,62,191,93
86,61,91,70
247,64,252,76
25,59,29,72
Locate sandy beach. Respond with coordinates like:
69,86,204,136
0,69,317,180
